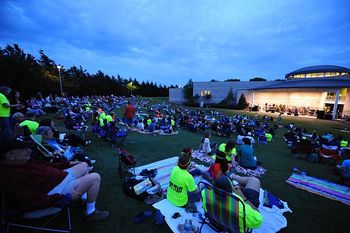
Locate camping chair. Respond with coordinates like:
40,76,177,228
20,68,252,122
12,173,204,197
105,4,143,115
318,145,342,163
118,148,136,178
291,139,316,162
30,134,54,158
198,181,251,233
257,135,267,145
1,190,72,233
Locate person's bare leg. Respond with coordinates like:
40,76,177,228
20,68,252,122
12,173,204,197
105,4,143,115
68,162,89,178
230,174,260,191
71,173,101,202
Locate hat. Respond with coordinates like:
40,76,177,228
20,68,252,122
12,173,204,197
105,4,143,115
0,138,33,156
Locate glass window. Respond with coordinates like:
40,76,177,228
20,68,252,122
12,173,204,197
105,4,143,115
200,90,211,96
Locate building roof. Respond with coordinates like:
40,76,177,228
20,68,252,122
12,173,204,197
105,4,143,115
248,78,350,90
285,65,350,78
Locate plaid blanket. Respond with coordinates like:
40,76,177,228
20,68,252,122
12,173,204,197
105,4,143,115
133,157,204,192
192,150,267,177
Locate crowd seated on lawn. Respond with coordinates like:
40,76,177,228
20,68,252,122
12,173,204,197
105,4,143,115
0,137,109,222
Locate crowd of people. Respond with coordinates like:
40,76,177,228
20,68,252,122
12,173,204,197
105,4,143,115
1,84,349,232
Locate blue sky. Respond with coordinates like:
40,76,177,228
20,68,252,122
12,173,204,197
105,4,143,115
1,0,349,86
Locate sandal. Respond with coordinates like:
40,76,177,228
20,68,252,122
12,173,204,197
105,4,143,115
144,192,164,205
133,211,153,224
84,209,110,222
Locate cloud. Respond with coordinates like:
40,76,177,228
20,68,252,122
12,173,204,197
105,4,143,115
0,0,349,85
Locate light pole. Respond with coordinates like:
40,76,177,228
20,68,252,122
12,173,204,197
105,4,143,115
57,65,63,96
129,82,133,96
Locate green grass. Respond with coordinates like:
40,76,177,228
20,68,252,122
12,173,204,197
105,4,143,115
49,108,350,233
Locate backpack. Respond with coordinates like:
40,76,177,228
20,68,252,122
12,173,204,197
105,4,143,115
121,176,157,201
119,148,136,166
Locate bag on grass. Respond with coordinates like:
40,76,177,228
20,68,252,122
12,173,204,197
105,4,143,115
119,148,136,166
122,176,159,201
263,190,284,209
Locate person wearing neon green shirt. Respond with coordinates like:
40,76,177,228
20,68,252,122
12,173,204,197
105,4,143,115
167,148,199,207
99,112,106,127
202,175,263,232
217,140,237,162
0,86,21,140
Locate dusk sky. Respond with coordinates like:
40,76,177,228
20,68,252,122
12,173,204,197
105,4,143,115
1,0,349,86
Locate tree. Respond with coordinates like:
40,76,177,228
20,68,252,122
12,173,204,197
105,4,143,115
249,77,266,81
237,93,248,110
0,43,169,97
182,79,193,100
210,79,219,82
224,78,240,82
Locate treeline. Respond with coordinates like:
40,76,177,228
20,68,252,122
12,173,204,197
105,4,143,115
0,44,169,99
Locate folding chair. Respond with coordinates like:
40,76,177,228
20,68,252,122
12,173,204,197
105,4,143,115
1,191,72,233
318,145,342,163
198,181,250,233
30,134,54,158
118,148,136,178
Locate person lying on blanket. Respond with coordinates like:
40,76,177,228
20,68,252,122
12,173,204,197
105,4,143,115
167,147,200,207
207,176,263,231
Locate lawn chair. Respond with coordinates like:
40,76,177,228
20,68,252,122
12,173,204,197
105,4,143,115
1,190,72,233
257,135,267,145
291,139,316,162
118,148,136,178
318,145,342,163
198,181,251,233
30,134,54,158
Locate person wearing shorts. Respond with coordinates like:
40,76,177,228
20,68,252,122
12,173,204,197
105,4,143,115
0,138,109,222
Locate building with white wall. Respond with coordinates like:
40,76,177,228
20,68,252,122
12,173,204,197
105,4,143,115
169,65,350,119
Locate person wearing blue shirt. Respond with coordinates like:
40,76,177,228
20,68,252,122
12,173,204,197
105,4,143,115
239,137,257,169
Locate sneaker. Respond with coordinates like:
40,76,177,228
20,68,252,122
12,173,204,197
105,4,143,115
84,140,92,147
85,210,110,222
88,166,94,172
90,159,96,164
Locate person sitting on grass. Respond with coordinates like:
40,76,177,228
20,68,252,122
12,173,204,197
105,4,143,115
218,140,237,165
238,138,258,170
19,111,39,134
167,147,200,208
0,138,109,222
199,131,215,156
202,150,230,182
207,176,263,232
335,149,350,185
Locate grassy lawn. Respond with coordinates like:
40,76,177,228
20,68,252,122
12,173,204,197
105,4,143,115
47,107,350,233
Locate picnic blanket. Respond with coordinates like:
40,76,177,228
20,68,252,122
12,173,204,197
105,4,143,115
286,172,350,206
192,150,267,177
153,188,291,233
133,157,204,192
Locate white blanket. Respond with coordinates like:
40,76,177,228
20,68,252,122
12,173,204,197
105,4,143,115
153,188,292,233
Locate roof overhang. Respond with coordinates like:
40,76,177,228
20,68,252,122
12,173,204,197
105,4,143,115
248,78,350,91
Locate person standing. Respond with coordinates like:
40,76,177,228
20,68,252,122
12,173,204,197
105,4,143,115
123,101,136,126
0,86,21,141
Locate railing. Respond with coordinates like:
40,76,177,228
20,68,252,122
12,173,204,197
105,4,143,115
325,96,346,102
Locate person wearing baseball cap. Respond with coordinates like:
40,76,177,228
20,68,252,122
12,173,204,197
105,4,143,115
0,138,109,222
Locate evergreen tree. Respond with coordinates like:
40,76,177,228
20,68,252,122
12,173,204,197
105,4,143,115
183,79,193,100
237,93,248,110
